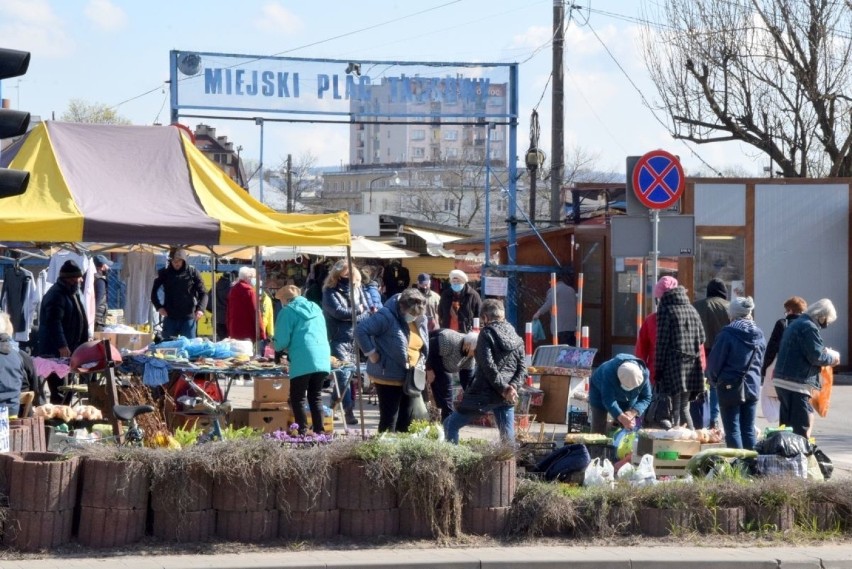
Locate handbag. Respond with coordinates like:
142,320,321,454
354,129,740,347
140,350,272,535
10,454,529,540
716,349,756,406
642,385,673,427
403,357,427,396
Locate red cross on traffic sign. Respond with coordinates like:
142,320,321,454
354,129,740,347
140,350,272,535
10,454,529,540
632,149,685,210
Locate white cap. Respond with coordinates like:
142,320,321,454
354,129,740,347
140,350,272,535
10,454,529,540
617,361,644,391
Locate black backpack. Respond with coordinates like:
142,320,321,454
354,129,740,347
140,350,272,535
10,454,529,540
534,443,591,481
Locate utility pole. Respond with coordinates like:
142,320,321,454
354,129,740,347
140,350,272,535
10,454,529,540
286,153,293,213
550,0,565,225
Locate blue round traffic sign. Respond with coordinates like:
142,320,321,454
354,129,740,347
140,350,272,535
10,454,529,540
632,149,685,210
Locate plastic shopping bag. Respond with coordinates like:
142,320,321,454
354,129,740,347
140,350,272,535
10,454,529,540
812,366,833,418
532,319,547,342
583,457,615,488
760,363,780,423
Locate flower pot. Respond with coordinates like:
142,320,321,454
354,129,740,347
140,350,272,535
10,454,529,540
606,504,638,536
0,452,21,506
2,509,73,551
339,507,399,537
806,502,843,532
153,509,216,542
8,425,32,452
77,506,146,548
336,461,397,510
277,468,338,513
279,509,340,539
151,465,212,512
462,506,510,535
746,504,794,532
465,459,515,509
697,507,743,535
81,457,149,510
215,510,278,542
213,471,276,512
7,452,79,512
637,508,693,537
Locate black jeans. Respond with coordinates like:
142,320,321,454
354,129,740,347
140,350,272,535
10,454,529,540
429,358,455,422
459,368,475,392
289,371,327,434
375,383,416,433
670,391,694,429
776,386,812,438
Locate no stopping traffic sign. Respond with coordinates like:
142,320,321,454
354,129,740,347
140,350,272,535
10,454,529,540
632,149,685,210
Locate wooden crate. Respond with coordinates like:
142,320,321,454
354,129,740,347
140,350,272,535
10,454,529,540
633,441,726,477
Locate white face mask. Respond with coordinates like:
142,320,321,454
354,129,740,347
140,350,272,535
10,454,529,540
404,313,417,323
250,278,257,287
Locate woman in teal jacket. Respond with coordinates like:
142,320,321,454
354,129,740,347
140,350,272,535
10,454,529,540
275,285,331,434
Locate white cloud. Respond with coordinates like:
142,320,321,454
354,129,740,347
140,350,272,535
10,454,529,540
510,25,552,50
0,0,74,57
255,2,303,34
84,0,128,32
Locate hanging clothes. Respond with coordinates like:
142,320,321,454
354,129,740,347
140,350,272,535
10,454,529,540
121,251,157,325
0,266,37,342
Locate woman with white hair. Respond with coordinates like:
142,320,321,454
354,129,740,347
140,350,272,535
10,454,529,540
706,297,766,449
226,266,262,342
773,298,840,438
438,270,481,333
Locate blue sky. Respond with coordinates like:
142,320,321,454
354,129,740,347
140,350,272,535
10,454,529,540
1,0,759,178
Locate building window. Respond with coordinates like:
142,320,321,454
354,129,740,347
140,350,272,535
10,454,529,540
382,198,389,211
443,130,458,141
445,148,459,158
444,198,456,211
412,147,425,158
497,199,507,213
411,129,426,141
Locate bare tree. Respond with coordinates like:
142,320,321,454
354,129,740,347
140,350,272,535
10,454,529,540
61,99,131,125
641,0,852,177
533,146,621,222
268,151,319,212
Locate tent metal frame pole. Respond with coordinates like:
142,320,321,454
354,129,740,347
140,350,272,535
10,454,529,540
254,246,262,356
346,246,366,439
211,254,218,342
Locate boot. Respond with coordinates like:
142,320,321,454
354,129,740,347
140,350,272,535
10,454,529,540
345,410,359,425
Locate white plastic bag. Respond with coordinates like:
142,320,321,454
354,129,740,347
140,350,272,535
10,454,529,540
632,454,657,486
583,457,615,488
760,363,780,423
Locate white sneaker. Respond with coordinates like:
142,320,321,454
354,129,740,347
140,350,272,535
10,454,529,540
234,378,245,387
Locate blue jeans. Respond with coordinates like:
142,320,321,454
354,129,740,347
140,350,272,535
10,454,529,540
330,368,353,413
719,400,757,450
162,316,196,340
443,403,515,444
709,385,720,425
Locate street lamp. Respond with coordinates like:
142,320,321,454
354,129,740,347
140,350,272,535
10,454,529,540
525,145,546,225
368,171,400,213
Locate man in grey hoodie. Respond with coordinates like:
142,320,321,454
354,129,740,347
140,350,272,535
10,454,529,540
443,299,526,444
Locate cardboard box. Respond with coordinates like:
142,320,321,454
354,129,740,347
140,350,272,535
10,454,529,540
286,411,333,433
170,412,215,431
530,374,585,424
230,408,290,433
93,331,154,352
253,377,290,404
252,400,289,410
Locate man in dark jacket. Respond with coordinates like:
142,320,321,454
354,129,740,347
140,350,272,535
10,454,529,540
438,270,482,333
691,278,729,428
92,254,113,331
444,299,525,444
37,260,89,403
209,271,235,340
150,248,208,340
655,284,705,429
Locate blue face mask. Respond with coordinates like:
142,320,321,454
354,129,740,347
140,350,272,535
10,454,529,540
404,313,417,323
451,283,464,293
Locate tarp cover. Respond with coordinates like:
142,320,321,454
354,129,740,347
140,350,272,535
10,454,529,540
0,122,350,247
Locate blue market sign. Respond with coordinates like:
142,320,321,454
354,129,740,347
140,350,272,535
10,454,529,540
632,149,685,210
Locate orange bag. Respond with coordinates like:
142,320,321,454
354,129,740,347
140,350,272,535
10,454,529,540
812,367,833,418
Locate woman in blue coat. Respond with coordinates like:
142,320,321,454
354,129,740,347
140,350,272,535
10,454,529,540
356,288,427,433
706,297,766,449
275,285,331,434
588,354,652,434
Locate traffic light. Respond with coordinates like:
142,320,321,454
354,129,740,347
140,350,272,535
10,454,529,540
0,47,31,199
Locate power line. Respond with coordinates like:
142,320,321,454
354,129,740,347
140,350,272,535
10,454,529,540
585,19,723,176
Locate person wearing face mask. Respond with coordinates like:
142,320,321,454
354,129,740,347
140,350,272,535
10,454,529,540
226,266,263,342
772,298,840,438
415,273,441,331
356,288,428,433
438,270,481,333
37,260,89,403
323,260,370,425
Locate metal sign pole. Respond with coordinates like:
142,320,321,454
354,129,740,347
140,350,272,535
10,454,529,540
651,209,660,286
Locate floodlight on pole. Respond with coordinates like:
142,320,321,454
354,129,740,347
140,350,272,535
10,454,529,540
0,47,31,199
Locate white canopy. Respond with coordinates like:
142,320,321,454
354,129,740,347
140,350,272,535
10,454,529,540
262,236,418,261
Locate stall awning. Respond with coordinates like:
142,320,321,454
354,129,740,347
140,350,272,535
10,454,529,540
262,236,419,261
404,226,464,247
